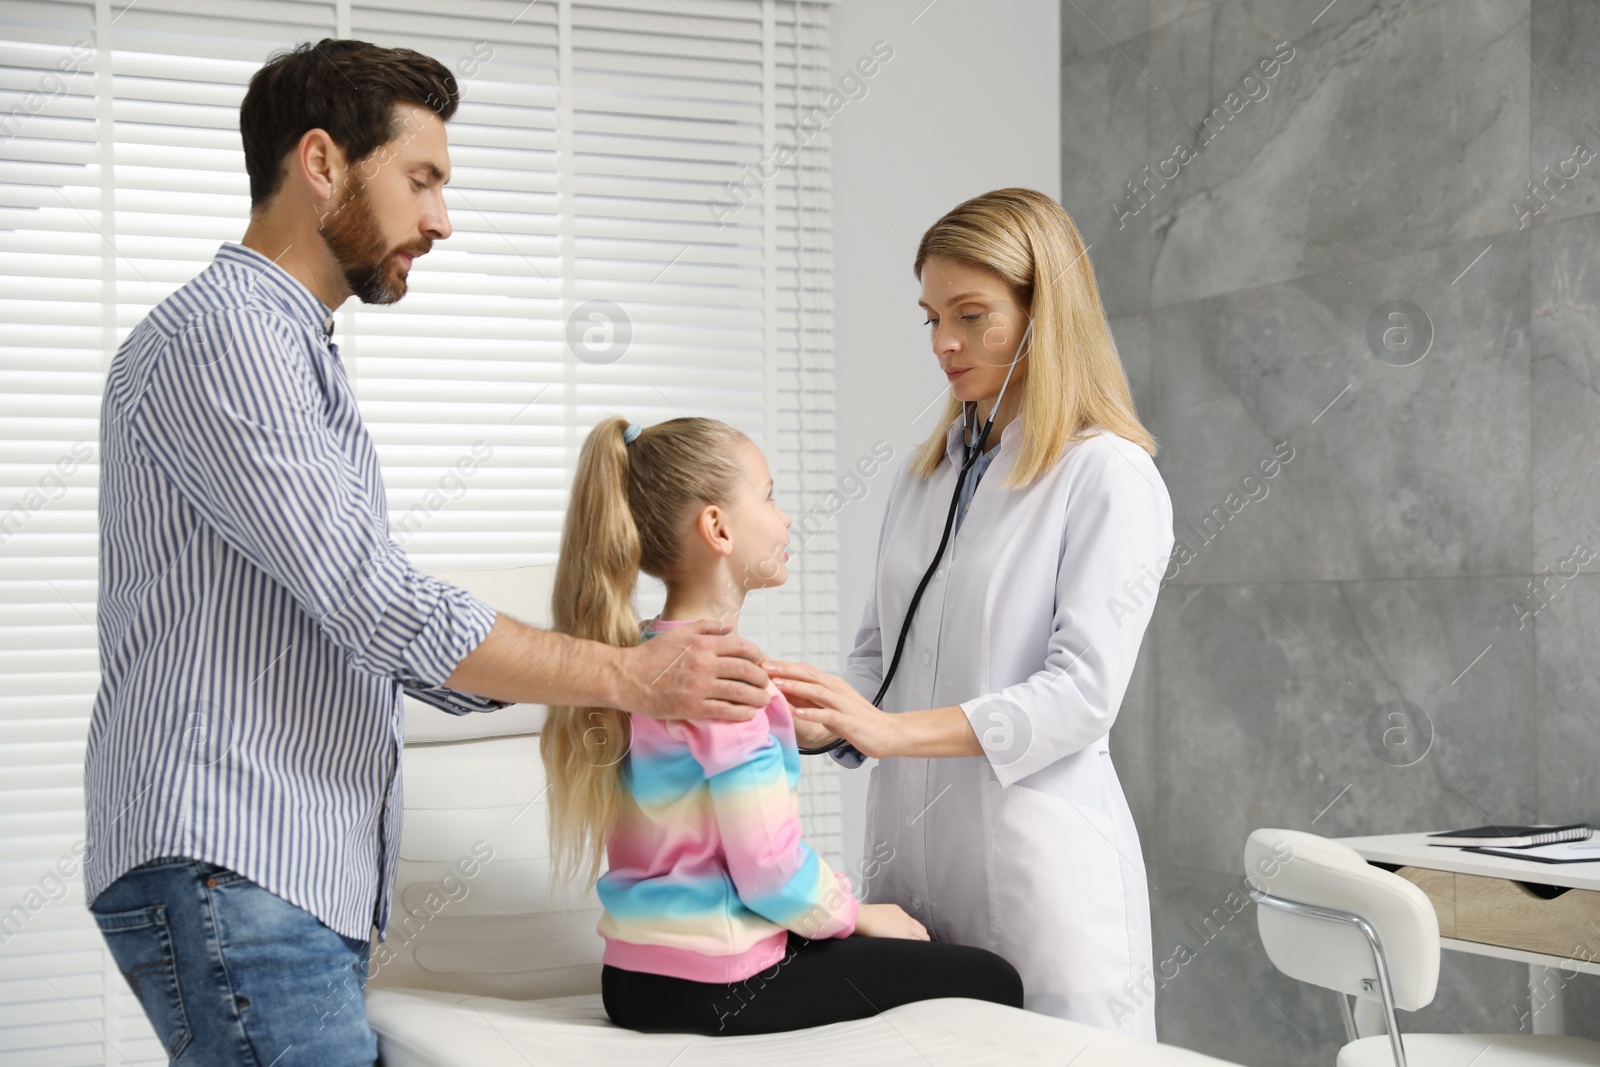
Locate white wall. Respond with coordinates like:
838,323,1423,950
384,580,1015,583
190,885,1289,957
827,0,1060,870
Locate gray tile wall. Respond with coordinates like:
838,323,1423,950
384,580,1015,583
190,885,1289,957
1061,1,1600,1062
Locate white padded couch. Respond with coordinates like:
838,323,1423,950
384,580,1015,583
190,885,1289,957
365,568,1245,1067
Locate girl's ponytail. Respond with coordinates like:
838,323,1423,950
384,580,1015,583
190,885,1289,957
543,417,642,894
541,415,751,895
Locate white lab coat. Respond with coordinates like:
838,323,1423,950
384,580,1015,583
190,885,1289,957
838,412,1174,1039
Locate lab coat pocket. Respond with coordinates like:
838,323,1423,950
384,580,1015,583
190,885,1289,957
984,775,1136,998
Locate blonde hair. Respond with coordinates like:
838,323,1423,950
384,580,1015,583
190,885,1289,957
541,415,749,892
910,187,1156,487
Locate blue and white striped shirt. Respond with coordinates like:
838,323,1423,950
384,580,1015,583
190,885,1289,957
85,242,504,942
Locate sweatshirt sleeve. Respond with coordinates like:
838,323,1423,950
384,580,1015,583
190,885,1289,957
667,704,859,940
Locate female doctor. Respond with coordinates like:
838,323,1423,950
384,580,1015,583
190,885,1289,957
767,188,1174,1040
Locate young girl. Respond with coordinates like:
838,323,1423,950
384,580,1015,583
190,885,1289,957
540,415,1024,1036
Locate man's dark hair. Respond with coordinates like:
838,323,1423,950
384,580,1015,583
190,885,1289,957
240,39,460,207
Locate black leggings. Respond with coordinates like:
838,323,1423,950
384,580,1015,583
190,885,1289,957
601,932,1024,1036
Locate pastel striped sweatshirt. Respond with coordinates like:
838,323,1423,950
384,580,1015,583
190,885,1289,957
595,618,860,982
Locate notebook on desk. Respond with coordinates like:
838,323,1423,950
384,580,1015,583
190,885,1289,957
1426,823,1591,848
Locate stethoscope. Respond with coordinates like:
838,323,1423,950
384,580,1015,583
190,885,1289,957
798,317,1033,756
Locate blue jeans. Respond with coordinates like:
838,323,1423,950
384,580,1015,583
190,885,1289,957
89,856,377,1065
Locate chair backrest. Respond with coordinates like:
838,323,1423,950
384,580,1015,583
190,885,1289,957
1244,828,1439,1012
367,566,608,1000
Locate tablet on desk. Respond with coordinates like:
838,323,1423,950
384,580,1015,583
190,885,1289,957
1465,839,1600,864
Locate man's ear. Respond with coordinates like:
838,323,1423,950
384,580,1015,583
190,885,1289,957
297,128,346,217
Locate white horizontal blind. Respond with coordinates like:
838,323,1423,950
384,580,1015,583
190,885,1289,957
346,0,564,569
768,0,836,744
2,4,158,1062
767,0,842,862
0,0,839,1061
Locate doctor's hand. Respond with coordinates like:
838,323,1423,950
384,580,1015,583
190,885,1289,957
763,660,902,758
853,903,930,940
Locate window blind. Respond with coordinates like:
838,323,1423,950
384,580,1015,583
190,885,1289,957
0,0,839,1060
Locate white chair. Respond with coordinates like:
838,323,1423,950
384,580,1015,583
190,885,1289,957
1244,828,1600,1067
363,566,1250,1066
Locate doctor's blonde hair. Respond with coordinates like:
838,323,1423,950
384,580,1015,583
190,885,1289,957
541,415,750,893
910,188,1156,487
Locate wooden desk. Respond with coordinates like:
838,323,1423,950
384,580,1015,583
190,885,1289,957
1337,832,1600,1036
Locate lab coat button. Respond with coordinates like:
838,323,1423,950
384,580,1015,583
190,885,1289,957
911,895,922,909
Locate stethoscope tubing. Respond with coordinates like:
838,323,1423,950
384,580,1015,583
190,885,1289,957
796,321,1030,756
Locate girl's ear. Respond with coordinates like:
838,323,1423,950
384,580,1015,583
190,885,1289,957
689,504,734,558
697,508,732,559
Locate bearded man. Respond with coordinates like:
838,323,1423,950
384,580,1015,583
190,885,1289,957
84,38,771,1065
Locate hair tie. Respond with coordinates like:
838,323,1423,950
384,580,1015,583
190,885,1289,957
622,422,642,445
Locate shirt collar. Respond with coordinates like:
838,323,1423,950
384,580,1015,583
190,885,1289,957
215,242,337,342
944,405,1025,467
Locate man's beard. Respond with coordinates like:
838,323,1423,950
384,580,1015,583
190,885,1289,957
319,178,427,305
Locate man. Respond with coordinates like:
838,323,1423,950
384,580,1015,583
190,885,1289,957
84,39,771,1065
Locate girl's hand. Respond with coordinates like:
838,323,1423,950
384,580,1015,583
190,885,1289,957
791,715,841,751
762,660,903,758
853,902,929,940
